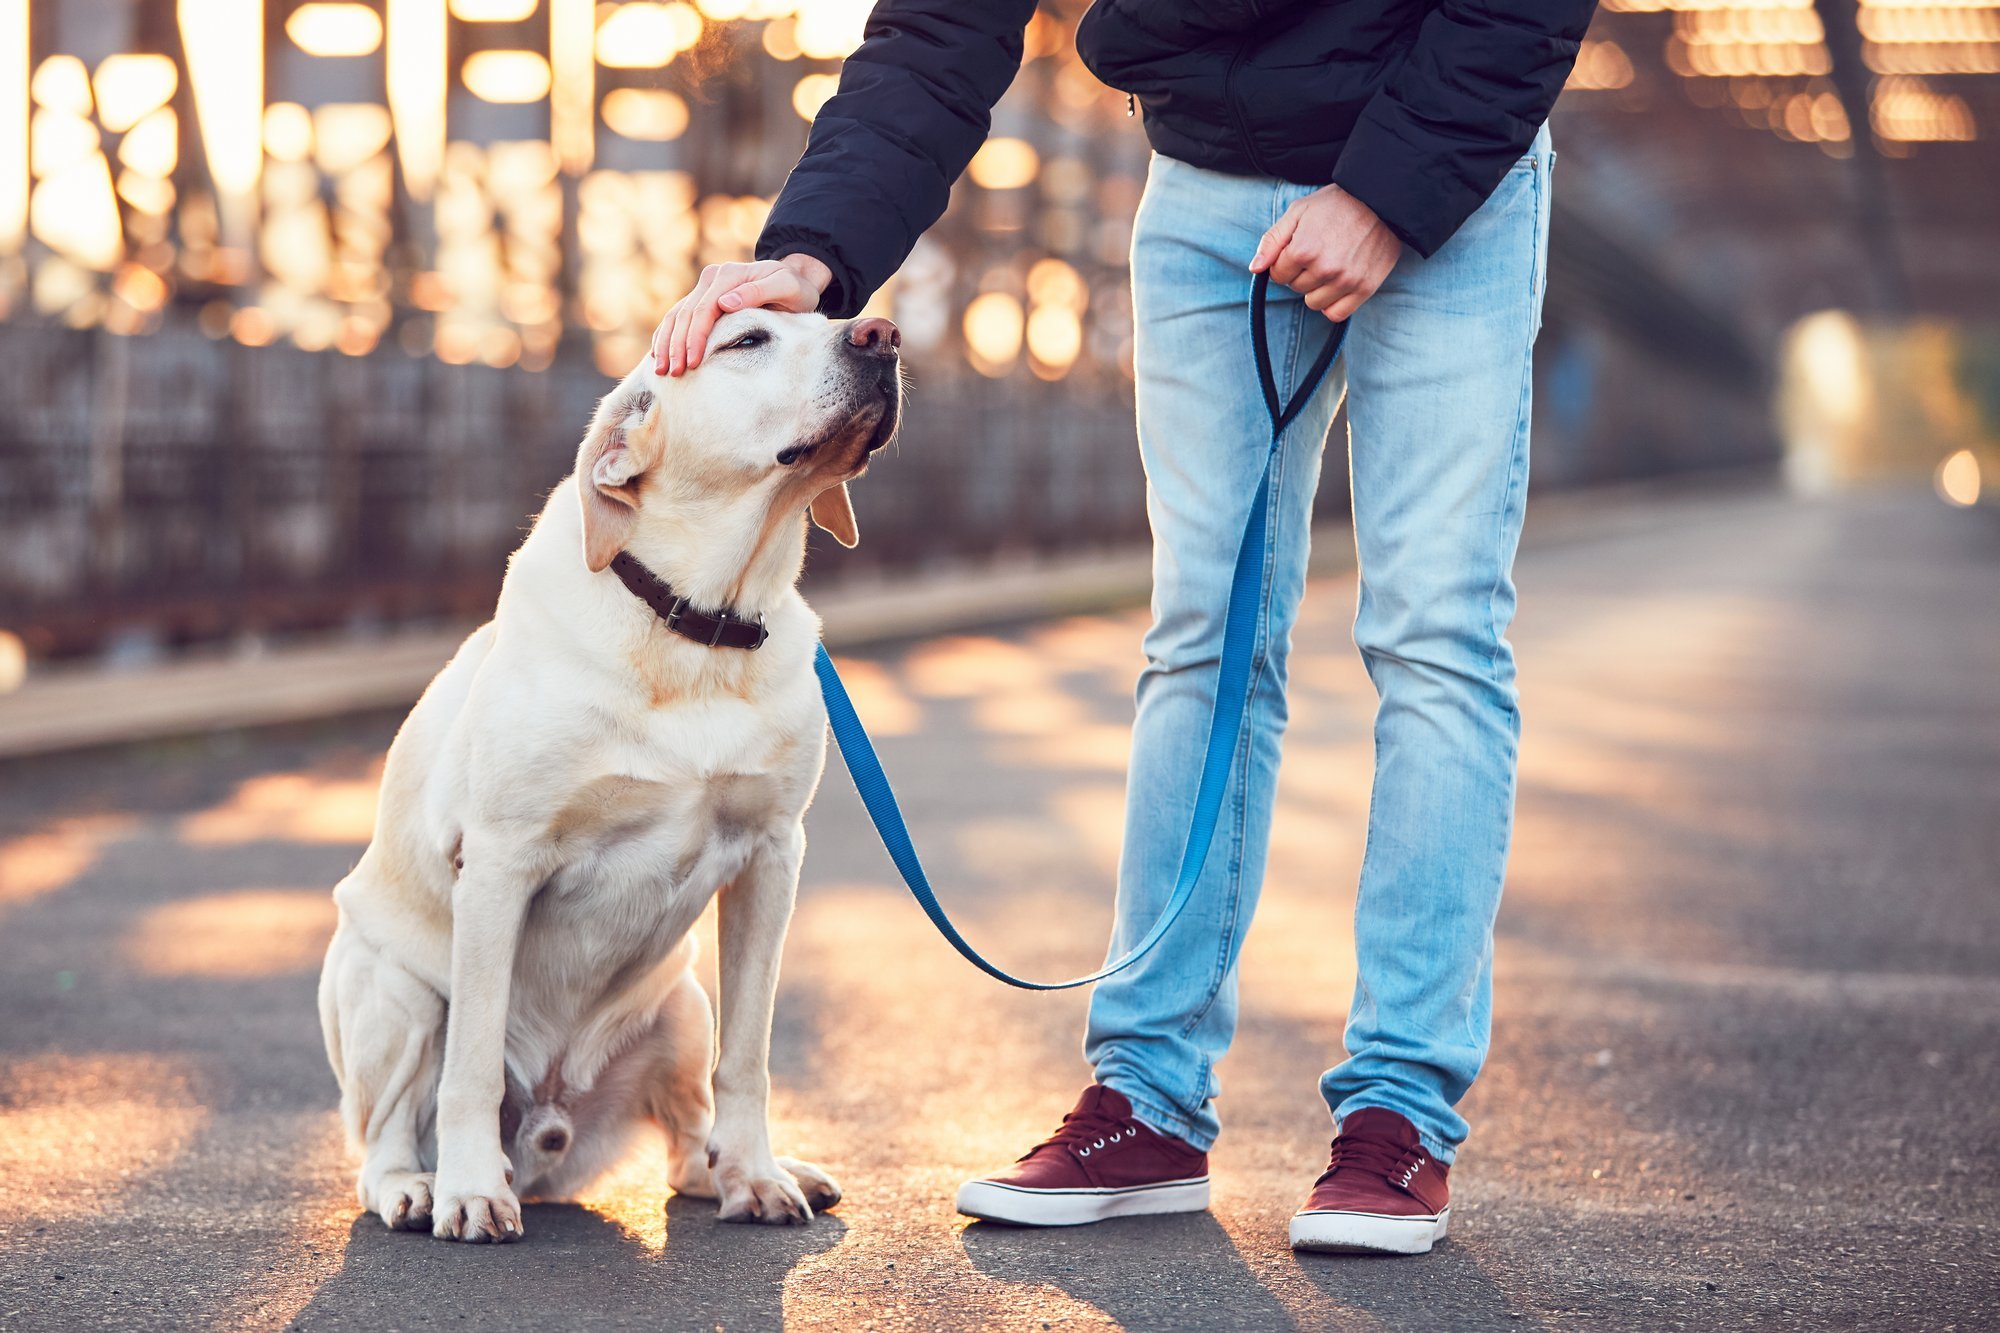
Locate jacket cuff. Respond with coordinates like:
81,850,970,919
1329,123,1484,260
757,229,858,318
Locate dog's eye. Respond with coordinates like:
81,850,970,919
723,329,769,352
775,443,812,466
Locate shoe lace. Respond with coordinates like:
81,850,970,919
1021,1102,1144,1163
1315,1134,1425,1191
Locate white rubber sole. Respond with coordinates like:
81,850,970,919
955,1176,1211,1227
1289,1205,1450,1255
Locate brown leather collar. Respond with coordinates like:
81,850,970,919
609,551,769,651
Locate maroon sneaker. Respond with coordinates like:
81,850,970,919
1289,1108,1451,1254
955,1085,1210,1226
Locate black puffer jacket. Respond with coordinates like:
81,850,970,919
758,0,1596,318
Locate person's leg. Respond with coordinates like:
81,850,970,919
1317,125,1554,1163
1085,154,1344,1151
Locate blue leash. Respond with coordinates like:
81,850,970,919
814,272,1346,989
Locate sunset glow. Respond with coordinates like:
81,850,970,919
551,0,595,173
0,1,22,251
387,0,447,200
178,0,263,234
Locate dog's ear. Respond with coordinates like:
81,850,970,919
576,392,663,572
809,481,859,549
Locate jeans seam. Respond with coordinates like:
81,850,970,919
1174,243,1301,1048
1463,172,1538,1053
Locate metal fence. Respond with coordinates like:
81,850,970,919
0,318,1167,657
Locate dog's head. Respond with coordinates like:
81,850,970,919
574,311,903,573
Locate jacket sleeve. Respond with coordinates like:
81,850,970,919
756,0,1038,318
1329,0,1598,258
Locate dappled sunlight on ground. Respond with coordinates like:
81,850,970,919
1020,613,1151,679
902,634,1056,699
569,1136,674,1252
995,721,1134,772
783,883,1098,1162
119,887,336,979
822,656,924,737
1235,887,1359,1030
0,815,135,910
178,760,384,847
969,681,1095,736
0,1054,208,1223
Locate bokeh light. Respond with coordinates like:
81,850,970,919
91,55,176,133
263,102,315,163
450,0,537,18
596,2,703,67
792,72,839,120
964,291,1024,377
602,88,691,140
794,0,871,59
462,49,553,103
968,137,1041,189
285,2,385,57
1936,448,1982,505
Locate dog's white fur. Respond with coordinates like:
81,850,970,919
318,308,900,1242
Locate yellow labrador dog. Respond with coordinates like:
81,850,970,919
318,310,902,1242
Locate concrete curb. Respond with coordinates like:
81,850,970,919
0,475,1772,761
0,538,1204,762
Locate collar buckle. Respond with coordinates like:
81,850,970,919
609,551,767,653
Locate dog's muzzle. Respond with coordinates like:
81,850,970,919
844,317,902,454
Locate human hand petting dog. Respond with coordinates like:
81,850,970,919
1250,184,1402,322
654,253,834,376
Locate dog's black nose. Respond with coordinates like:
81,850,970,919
847,317,900,356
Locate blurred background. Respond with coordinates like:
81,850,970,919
0,0,1996,674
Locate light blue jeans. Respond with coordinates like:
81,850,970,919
1086,126,1553,1164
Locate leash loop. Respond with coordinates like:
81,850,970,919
816,271,1345,989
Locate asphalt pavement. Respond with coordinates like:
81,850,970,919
1,485,1996,1330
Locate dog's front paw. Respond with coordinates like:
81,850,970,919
712,1153,814,1225
777,1156,842,1213
371,1170,436,1231
431,1171,524,1243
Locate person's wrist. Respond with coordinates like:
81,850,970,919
780,252,833,298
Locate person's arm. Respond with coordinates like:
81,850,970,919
656,0,1036,374
1332,0,1596,256
1254,0,1597,321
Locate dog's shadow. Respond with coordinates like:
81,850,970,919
290,1196,844,1331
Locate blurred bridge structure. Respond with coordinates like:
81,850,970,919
1,0,1998,662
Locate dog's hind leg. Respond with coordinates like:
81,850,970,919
319,919,445,1231
648,967,720,1200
